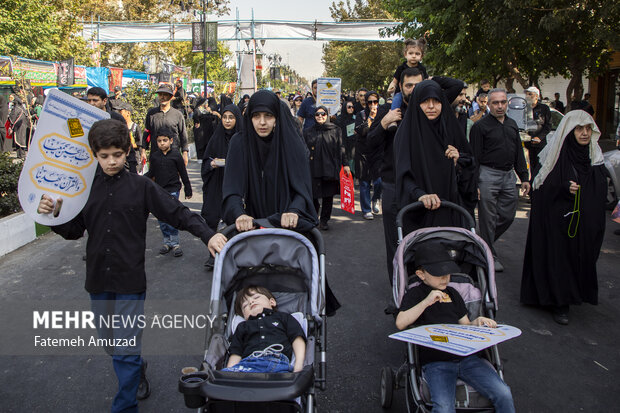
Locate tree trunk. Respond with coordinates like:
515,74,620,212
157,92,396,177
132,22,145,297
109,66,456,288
566,70,584,109
505,61,528,90
505,76,516,94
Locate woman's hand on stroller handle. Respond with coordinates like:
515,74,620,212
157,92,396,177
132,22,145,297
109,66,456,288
208,233,227,257
281,212,299,229
236,214,255,232
418,194,441,210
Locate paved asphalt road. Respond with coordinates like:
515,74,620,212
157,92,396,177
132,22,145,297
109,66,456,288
0,161,619,412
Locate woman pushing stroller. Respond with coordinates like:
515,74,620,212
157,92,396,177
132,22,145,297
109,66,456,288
221,90,341,315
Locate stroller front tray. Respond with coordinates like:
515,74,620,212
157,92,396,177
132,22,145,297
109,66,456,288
179,365,314,404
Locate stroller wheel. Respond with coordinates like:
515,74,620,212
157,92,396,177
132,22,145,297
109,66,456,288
380,366,395,408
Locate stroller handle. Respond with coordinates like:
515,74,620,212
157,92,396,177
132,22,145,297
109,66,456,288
395,200,475,231
218,219,325,255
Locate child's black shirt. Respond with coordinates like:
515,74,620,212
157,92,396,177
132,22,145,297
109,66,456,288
145,149,192,197
399,283,468,365
51,168,214,294
229,308,306,360
393,61,429,94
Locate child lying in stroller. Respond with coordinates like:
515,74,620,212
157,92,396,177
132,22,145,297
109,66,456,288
224,285,306,373
395,243,516,413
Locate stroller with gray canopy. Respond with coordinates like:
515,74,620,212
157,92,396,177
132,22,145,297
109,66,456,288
179,220,326,412
380,201,505,412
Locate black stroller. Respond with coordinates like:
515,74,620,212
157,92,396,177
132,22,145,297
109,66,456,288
179,221,327,412
381,201,505,412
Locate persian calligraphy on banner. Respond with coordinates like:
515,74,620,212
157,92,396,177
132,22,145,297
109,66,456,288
317,77,342,116
18,89,110,225
389,324,521,356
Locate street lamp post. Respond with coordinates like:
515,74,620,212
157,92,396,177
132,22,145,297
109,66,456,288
199,0,220,97
202,0,207,97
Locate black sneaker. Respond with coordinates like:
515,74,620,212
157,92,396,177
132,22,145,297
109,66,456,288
136,360,151,400
319,222,329,231
552,306,569,325
159,245,172,255
172,246,183,257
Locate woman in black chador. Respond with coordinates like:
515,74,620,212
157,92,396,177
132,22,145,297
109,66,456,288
222,90,340,314
201,104,243,231
393,79,477,230
8,96,29,158
303,105,350,230
520,110,607,325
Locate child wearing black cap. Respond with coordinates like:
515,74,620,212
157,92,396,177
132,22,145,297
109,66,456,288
396,242,515,413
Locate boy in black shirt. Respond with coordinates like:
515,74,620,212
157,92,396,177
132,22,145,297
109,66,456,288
396,243,515,413
145,127,192,257
224,286,306,373
37,119,227,413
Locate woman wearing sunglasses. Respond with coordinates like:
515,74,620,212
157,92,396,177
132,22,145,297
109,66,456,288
354,90,385,220
303,105,351,230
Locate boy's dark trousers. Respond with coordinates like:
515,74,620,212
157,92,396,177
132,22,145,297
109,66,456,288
90,292,145,413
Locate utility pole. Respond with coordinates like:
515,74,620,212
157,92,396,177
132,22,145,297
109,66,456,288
202,0,208,97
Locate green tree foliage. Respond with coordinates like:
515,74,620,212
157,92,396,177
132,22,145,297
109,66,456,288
382,0,620,102
0,0,63,61
0,153,23,218
122,80,158,132
322,0,402,94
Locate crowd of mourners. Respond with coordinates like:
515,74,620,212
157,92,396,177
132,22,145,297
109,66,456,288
1,37,617,326
3,36,620,413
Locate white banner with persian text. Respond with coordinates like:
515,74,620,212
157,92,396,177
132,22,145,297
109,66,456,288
18,90,110,225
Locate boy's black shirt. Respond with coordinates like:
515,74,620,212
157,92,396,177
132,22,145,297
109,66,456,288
228,308,306,360
399,283,468,365
51,168,214,294
145,149,192,197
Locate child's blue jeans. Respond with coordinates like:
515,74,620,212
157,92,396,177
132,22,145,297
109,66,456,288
360,177,382,214
391,92,403,110
222,353,292,373
159,191,180,247
90,292,146,413
422,355,515,413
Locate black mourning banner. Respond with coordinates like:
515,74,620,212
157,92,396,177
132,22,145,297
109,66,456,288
192,21,217,53
192,22,204,52
57,58,75,87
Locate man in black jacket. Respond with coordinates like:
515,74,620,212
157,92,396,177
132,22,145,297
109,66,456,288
87,87,138,173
